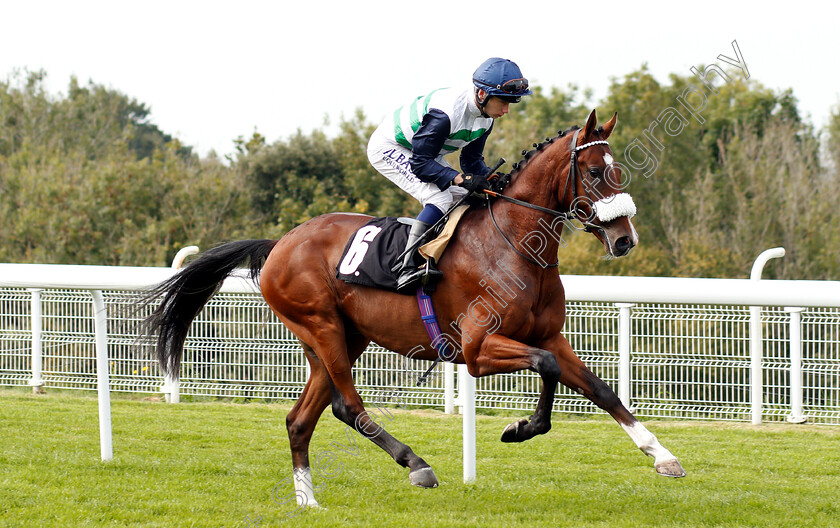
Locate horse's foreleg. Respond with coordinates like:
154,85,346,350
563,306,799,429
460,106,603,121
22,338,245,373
467,334,562,443
553,335,686,477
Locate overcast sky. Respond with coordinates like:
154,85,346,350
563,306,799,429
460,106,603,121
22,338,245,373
2,0,837,158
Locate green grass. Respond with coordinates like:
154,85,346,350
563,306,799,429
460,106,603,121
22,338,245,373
1,388,839,528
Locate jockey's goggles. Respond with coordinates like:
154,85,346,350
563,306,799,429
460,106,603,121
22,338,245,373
473,77,530,95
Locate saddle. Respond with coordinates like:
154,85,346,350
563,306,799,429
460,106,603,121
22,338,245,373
335,205,470,295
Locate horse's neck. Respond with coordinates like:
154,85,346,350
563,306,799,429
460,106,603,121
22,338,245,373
482,142,570,265
506,155,563,207
505,133,573,207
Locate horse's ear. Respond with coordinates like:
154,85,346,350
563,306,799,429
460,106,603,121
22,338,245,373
583,109,597,138
601,112,618,139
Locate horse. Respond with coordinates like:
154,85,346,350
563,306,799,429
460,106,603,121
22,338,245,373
140,109,685,509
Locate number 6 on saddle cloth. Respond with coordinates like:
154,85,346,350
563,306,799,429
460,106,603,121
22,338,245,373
335,212,468,384
335,215,451,294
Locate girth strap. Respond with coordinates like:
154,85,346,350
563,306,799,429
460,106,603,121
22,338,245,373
415,287,453,385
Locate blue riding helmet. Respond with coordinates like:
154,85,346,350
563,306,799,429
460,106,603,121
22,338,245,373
472,58,532,103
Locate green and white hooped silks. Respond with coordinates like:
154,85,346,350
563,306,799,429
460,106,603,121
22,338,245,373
390,87,493,153
367,86,492,212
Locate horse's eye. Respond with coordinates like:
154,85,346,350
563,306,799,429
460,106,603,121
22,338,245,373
589,168,601,177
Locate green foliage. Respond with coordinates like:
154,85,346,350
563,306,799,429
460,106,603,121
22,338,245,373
0,70,186,161
680,118,838,279
1,66,838,278
245,129,346,228
827,102,840,174
237,109,417,233
333,109,415,218
594,65,827,278
0,71,245,265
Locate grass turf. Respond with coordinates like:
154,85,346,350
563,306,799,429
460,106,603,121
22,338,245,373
1,388,838,527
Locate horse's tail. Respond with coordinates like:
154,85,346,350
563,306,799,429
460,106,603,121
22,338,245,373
140,239,278,377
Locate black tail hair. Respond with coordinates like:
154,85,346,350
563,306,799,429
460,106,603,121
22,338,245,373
139,239,278,377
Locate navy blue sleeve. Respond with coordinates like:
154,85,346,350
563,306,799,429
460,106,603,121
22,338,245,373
460,123,493,177
409,109,461,189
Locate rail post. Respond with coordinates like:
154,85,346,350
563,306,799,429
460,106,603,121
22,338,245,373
444,362,455,414
457,364,476,482
784,307,807,423
27,288,45,394
615,303,635,410
171,246,199,270
749,248,785,424
161,376,181,404
158,246,197,404
91,290,113,461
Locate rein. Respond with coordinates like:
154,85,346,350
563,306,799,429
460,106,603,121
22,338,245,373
484,128,610,268
486,193,565,268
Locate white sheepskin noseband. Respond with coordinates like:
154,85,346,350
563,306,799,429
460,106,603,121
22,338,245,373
592,193,636,222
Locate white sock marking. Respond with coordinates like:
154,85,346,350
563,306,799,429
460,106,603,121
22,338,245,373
620,422,677,465
293,467,320,508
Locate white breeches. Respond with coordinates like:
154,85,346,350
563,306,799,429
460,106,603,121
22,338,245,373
367,125,467,212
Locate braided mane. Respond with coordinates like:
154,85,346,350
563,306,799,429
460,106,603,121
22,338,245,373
507,124,606,179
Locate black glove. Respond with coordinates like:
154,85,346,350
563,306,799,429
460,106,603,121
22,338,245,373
458,173,490,193
489,172,511,192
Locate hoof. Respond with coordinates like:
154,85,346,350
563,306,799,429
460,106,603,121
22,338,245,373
409,466,439,488
655,459,686,478
501,418,529,443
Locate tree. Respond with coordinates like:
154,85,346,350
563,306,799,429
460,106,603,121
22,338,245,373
0,71,244,265
2,65,837,279
0,70,186,161
243,129,349,232
826,102,840,175
592,65,814,277
675,117,838,279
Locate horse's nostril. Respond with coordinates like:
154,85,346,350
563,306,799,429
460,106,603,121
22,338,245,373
615,236,633,254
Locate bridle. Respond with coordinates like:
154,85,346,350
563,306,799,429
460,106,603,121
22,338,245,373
485,128,612,269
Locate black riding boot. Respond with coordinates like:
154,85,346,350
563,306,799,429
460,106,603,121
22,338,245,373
396,220,439,292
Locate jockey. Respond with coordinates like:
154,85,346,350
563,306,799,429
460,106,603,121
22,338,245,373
367,57,532,291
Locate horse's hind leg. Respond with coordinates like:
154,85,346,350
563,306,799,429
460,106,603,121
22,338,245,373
553,334,686,477
284,344,333,509
287,317,439,488
284,331,374,509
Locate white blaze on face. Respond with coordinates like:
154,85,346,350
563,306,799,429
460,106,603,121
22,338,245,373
604,153,614,166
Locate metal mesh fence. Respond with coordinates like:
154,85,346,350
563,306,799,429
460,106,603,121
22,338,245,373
1,287,838,424
0,289,31,385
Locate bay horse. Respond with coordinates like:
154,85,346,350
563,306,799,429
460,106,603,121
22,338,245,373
141,110,685,508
